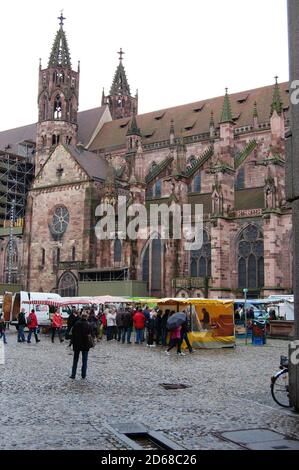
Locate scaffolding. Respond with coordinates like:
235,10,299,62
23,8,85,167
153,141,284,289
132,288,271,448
0,149,35,227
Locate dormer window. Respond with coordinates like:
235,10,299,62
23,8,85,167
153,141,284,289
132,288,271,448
237,94,249,104
233,113,241,122
193,104,205,113
154,112,165,121
120,120,130,129
184,121,196,132
144,130,155,139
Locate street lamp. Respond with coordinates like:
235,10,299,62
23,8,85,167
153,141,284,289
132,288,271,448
243,288,248,345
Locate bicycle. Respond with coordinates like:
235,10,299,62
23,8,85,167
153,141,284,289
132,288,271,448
271,355,291,408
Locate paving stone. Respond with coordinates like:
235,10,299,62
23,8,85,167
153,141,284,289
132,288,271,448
1,331,299,449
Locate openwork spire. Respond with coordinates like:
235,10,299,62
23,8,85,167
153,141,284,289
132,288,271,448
48,14,72,68
271,76,283,116
220,88,233,124
110,49,131,96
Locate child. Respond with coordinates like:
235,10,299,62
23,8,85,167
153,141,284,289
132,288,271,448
165,325,185,356
0,315,7,344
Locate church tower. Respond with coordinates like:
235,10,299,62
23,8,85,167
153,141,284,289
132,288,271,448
102,49,138,120
36,13,80,173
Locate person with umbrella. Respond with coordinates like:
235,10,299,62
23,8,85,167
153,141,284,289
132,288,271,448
180,311,194,354
165,312,187,356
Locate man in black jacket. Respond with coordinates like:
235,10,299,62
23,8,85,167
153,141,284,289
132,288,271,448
66,309,79,347
122,309,133,344
17,309,27,343
70,312,92,380
161,310,170,346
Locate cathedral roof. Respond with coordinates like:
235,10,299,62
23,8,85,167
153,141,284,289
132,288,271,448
0,106,107,155
89,81,290,152
67,145,108,181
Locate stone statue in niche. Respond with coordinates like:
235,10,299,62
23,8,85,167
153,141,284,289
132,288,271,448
211,175,224,216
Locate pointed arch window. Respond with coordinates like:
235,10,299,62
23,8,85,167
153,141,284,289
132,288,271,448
194,174,201,193
52,135,60,146
43,98,48,120
237,225,264,289
146,187,153,199
41,248,46,267
155,180,162,198
114,238,122,263
190,230,211,278
142,245,149,283
235,167,245,190
58,272,78,297
54,94,62,119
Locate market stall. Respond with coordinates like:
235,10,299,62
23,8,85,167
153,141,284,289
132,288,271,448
157,298,235,349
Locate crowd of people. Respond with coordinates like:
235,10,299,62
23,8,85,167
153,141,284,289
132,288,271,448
0,304,195,380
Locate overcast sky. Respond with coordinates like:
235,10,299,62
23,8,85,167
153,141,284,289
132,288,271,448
0,0,289,131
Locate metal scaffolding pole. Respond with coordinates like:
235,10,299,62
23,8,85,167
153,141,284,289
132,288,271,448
286,0,299,411
0,151,34,227
7,199,16,284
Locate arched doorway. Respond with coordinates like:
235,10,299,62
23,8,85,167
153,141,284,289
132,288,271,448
58,272,78,297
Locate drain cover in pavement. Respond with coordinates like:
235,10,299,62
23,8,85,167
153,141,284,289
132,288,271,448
220,429,299,450
160,383,191,390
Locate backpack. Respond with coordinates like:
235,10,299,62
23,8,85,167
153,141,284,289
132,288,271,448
27,315,33,326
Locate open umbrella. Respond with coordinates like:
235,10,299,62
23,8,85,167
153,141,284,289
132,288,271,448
167,312,187,330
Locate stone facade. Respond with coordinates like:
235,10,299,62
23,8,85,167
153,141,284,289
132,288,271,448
0,19,293,299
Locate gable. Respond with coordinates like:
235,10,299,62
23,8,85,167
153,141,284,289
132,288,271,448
33,145,90,189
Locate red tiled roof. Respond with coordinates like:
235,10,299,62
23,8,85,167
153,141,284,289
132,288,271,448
89,82,290,151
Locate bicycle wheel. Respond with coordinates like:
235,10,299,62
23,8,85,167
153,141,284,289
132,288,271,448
271,369,291,408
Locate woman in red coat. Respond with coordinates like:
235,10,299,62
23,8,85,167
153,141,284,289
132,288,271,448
51,310,64,343
27,309,40,344
133,309,145,344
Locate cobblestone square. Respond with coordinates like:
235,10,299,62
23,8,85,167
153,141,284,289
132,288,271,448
1,330,299,450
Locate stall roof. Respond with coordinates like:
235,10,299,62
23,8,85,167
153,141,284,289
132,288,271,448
157,298,234,306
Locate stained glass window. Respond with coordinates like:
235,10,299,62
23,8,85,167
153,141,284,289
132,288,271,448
237,225,264,289
194,174,201,193
151,238,161,292
142,246,149,282
155,180,162,198
235,167,245,190
190,230,211,278
114,238,122,263
58,272,77,297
